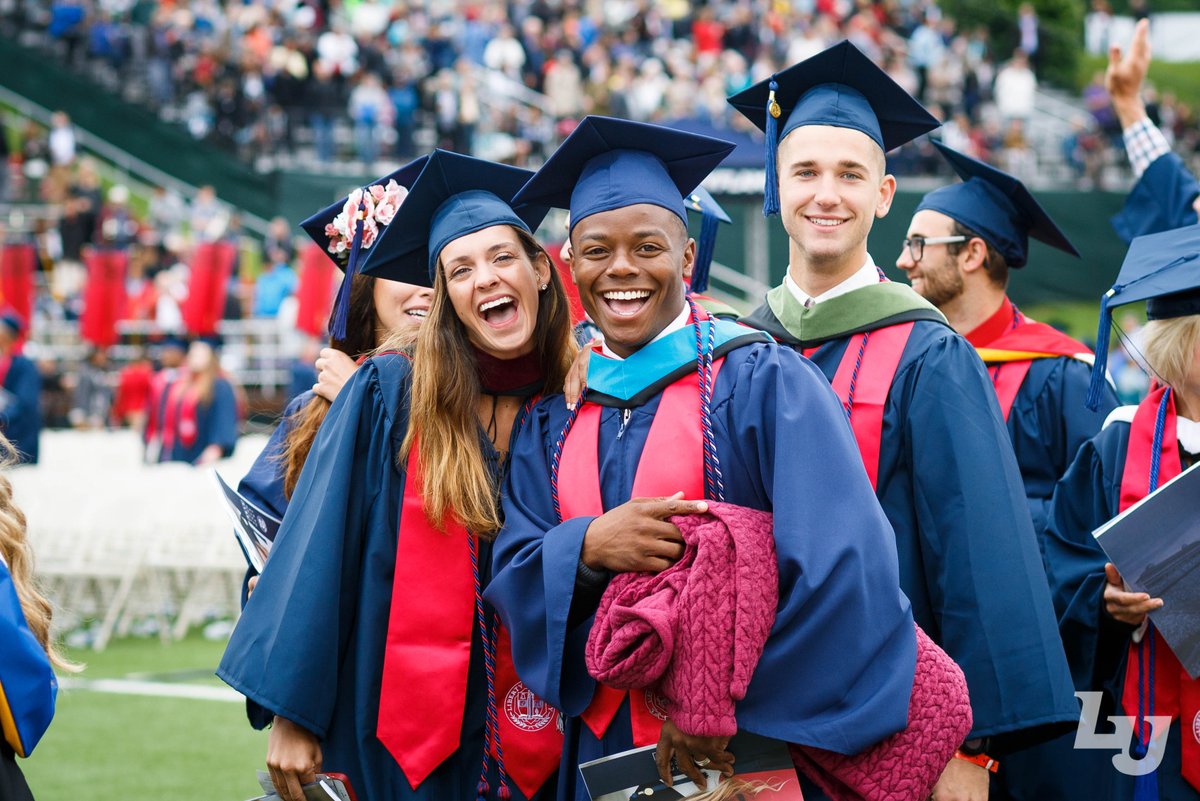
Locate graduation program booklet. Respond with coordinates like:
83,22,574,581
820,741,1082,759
578,731,804,801
213,470,279,573
1094,459,1200,678
247,770,356,801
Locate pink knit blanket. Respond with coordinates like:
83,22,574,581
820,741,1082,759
584,502,778,737
789,623,973,801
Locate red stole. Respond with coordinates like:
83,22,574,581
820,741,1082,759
804,324,914,490
376,436,561,797
159,377,199,458
971,304,1092,421
1117,385,1200,791
81,248,129,348
0,354,12,388
557,361,724,746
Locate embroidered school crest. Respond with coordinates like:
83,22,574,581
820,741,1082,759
505,682,556,732
1193,710,1200,745
644,690,669,721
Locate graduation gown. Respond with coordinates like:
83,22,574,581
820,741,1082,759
238,390,311,522
0,559,57,801
1043,411,1198,801
742,280,1079,752
1111,153,1200,243
159,377,238,464
217,356,551,801
0,354,41,465
487,322,917,801
966,298,1118,539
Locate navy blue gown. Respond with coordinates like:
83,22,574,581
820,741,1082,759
743,297,1080,754
160,377,238,463
1043,416,1198,801
487,326,917,801
0,354,41,464
218,355,551,801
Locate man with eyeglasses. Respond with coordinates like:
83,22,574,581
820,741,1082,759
897,143,1119,801
734,43,1078,801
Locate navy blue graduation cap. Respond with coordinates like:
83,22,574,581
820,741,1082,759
299,156,428,339
684,187,730,293
359,149,549,286
512,116,735,233
0,310,23,337
726,40,940,216
916,141,1079,269
1087,223,1200,409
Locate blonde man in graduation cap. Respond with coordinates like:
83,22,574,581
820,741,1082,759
732,41,1079,801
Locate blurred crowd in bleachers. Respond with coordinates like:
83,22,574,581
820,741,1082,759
5,0,1194,186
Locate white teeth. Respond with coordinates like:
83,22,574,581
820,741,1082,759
406,309,427,317
603,290,651,301
478,296,514,313
809,218,843,227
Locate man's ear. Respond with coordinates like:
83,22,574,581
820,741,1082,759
682,238,696,282
876,174,897,219
959,237,990,274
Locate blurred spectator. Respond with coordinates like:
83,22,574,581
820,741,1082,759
111,348,154,430
188,185,228,244
1017,3,1039,69
95,185,141,249
253,249,298,319
994,49,1037,123
67,347,112,430
263,217,296,266
483,24,526,80
0,312,41,464
348,73,391,165
156,340,238,466
47,111,75,168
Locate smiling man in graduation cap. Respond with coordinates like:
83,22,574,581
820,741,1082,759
731,42,1079,800
899,142,1119,538
899,143,1122,801
487,114,922,801
1045,224,1200,801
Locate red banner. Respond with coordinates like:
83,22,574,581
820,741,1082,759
0,244,36,345
181,242,237,336
81,248,129,348
295,243,336,338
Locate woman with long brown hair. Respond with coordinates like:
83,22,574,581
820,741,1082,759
219,150,576,801
1,434,80,800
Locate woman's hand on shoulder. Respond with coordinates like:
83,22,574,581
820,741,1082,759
267,716,322,801
313,349,359,403
564,340,596,410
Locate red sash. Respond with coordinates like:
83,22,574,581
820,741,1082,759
976,315,1091,421
0,355,11,389
159,377,199,458
557,362,723,746
376,436,561,797
805,324,913,490
1117,386,1200,792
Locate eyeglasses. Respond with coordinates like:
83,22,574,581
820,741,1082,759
902,235,968,263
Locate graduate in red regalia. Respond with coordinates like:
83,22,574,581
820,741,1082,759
219,151,575,801
489,115,923,801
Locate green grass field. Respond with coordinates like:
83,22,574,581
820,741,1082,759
20,635,268,801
